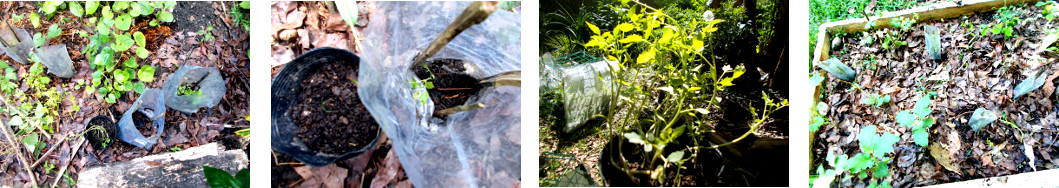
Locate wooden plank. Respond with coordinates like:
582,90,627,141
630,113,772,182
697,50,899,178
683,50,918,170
811,0,1041,63
919,169,1059,187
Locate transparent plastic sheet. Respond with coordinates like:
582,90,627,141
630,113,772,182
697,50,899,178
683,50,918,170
163,65,226,114
560,61,613,133
116,88,165,148
538,53,561,92
358,2,520,187
33,44,74,78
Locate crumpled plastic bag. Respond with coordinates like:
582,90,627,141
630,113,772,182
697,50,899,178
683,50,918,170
32,44,74,78
116,88,166,148
358,2,520,188
163,65,226,114
0,23,34,64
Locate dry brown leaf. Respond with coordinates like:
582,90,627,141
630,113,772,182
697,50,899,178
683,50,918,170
928,144,961,174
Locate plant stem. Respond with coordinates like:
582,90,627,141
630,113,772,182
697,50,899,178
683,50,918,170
0,120,38,186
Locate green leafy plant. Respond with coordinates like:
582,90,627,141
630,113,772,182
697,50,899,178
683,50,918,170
178,85,203,96
881,15,916,50
983,5,1023,39
810,102,829,132
1038,1,1059,21
202,166,249,188
197,25,215,42
84,124,112,147
810,125,898,188
861,93,890,108
410,64,436,105
230,1,250,31
81,1,175,103
895,94,935,147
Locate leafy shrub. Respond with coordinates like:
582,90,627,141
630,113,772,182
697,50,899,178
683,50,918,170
895,94,935,147
79,1,174,103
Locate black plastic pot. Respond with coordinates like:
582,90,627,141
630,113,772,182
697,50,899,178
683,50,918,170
598,134,724,186
85,115,116,150
271,48,380,167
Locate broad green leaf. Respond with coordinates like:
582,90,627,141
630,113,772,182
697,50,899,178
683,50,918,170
810,116,825,132
69,2,84,17
624,132,645,145
203,166,240,188
114,70,128,82
113,1,129,11
895,110,914,127
102,6,113,20
586,21,600,35
157,11,174,22
240,1,250,9
33,33,44,48
666,151,684,163
845,153,874,172
876,132,899,156
618,34,643,43
859,125,878,152
123,58,137,68
86,1,99,15
96,22,111,35
23,133,39,154
8,116,23,126
235,169,249,188
810,73,825,87
134,32,146,47
113,34,134,52
615,23,634,32
692,39,704,51
0,60,9,69
29,13,39,28
913,129,929,147
913,96,932,116
133,81,146,94
116,15,133,31
873,161,890,178
136,48,150,59
584,39,600,47
46,24,62,39
129,3,142,17
636,49,655,64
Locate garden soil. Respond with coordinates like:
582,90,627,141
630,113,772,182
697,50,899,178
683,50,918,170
287,61,378,155
813,4,1059,187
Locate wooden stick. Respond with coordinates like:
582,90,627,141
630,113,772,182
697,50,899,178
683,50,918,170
51,136,84,188
0,120,38,186
410,1,498,69
30,138,61,168
0,93,52,140
435,102,486,116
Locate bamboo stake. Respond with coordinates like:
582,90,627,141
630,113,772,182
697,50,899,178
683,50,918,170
409,1,498,69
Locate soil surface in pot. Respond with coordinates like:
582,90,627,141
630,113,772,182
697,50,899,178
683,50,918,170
288,61,379,155
86,116,116,150
413,58,483,118
132,111,155,138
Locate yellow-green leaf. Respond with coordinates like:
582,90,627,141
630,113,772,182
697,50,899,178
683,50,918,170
619,34,643,43
704,19,724,33
637,49,655,64
584,39,601,47
586,21,600,35
616,23,634,32
692,39,704,52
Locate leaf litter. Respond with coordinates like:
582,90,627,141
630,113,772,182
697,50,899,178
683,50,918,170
812,3,1059,187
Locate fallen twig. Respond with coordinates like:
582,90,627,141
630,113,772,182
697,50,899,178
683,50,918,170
0,120,38,186
51,136,84,188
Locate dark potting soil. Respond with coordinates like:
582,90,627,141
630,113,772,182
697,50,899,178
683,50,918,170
287,62,379,155
132,111,155,138
413,59,483,118
86,116,116,150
